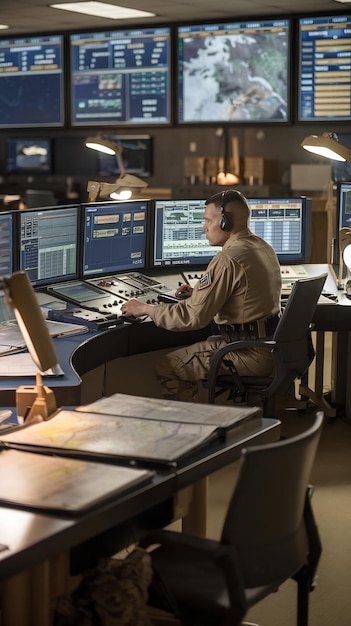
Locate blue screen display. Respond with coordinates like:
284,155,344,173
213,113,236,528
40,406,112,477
82,201,149,276
0,35,64,127
299,15,351,121
70,28,171,125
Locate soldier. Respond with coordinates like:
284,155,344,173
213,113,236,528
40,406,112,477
121,189,281,401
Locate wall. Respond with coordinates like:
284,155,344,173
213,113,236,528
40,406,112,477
0,123,348,202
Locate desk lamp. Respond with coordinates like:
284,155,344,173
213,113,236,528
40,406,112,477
85,136,148,201
1,271,60,422
301,132,351,162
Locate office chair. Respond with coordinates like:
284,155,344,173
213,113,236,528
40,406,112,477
205,273,328,417
140,412,324,626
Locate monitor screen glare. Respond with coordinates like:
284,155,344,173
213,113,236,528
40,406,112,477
247,197,311,264
153,199,220,268
70,28,171,125
0,35,64,127
19,206,79,286
177,19,290,123
82,201,149,276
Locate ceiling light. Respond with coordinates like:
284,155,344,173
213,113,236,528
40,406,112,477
50,2,155,19
301,132,351,162
0,25,9,30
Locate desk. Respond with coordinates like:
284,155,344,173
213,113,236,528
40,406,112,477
0,415,280,626
0,262,349,415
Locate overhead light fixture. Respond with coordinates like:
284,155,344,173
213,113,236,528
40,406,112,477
0,25,9,30
1,271,60,422
301,132,351,162
85,135,148,201
50,2,155,19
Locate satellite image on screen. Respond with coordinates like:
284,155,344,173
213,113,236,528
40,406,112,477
178,21,289,123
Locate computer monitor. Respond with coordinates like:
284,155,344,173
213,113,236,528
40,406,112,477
298,14,351,122
82,200,149,277
151,199,220,269
0,34,64,128
97,135,152,177
19,205,80,286
6,138,52,175
177,18,290,124
247,197,312,264
337,183,351,230
0,212,15,276
70,27,171,126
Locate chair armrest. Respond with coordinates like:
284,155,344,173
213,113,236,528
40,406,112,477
206,339,276,399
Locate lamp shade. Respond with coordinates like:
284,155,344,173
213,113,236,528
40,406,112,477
2,271,60,373
301,132,351,162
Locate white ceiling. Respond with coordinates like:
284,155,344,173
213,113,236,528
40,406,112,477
1,0,349,36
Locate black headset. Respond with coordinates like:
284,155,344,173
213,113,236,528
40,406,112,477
219,189,243,232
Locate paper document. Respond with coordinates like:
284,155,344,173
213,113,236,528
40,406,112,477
0,352,64,377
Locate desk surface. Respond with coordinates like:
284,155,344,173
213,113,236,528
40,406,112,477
0,415,280,581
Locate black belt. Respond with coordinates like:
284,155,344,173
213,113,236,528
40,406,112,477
218,313,280,342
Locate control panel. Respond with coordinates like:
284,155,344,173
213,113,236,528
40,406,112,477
88,272,176,305
46,280,127,317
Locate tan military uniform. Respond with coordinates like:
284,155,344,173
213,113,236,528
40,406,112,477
149,228,282,400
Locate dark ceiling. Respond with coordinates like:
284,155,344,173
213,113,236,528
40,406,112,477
1,0,349,36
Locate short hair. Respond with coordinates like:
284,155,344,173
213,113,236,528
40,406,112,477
205,189,248,209
205,189,250,221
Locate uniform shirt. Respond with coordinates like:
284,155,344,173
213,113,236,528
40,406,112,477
150,227,282,332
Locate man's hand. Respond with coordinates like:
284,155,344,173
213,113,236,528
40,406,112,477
175,284,193,298
121,298,154,318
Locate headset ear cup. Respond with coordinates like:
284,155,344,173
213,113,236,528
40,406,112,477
220,212,233,232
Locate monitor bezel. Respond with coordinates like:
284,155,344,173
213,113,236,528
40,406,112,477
149,198,220,271
81,199,150,278
0,33,65,129
69,26,172,127
0,211,16,277
247,196,312,264
176,17,291,126
5,138,53,176
17,204,81,287
297,13,351,123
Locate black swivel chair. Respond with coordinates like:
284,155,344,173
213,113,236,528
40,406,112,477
140,412,324,626
205,273,328,416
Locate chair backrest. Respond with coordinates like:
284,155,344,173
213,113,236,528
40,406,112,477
221,412,323,588
261,273,327,397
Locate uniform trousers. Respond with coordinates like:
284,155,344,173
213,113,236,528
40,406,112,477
154,334,274,401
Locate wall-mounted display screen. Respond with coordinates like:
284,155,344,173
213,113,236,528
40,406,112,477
0,212,14,276
19,205,80,286
6,138,52,175
298,15,351,121
97,135,152,177
70,27,171,126
0,34,64,128
177,19,290,124
82,200,149,276
247,197,312,264
152,199,220,269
